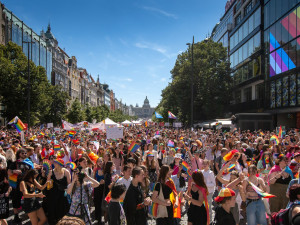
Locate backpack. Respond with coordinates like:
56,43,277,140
271,204,299,225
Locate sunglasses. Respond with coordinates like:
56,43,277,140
233,155,239,158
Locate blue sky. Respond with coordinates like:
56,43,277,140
3,0,226,107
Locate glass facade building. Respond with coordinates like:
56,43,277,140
3,7,52,81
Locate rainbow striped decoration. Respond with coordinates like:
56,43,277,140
295,172,299,179
40,132,45,136
260,131,265,136
54,144,60,151
86,149,99,163
8,116,26,133
248,181,276,198
145,121,148,127
168,111,177,119
148,202,158,217
66,162,77,170
8,174,18,188
278,126,283,138
128,142,140,153
270,135,280,145
42,159,51,177
72,139,80,145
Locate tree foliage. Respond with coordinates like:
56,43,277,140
0,42,69,125
156,39,232,125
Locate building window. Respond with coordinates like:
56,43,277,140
244,2,252,16
235,13,242,26
243,87,252,102
255,83,264,100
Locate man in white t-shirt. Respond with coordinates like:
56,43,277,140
116,165,132,191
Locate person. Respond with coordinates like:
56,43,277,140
201,159,216,222
123,166,151,225
8,149,32,223
57,216,85,225
107,183,127,225
144,152,159,187
45,158,71,225
287,184,300,225
93,157,105,224
213,188,236,225
19,169,50,225
242,165,267,225
67,167,100,224
184,169,208,225
112,145,123,175
187,149,203,171
116,165,132,191
268,154,291,213
0,168,11,225
170,153,182,176
140,165,150,196
257,152,273,174
152,165,178,225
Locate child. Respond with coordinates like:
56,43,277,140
108,183,127,225
202,159,216,222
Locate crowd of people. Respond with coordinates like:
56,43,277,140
0,125,299,225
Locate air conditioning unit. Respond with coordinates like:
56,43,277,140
227,23,233,31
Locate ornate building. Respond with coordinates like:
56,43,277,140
129,97,155,119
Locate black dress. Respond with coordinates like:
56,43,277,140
44,171,70,225
187,189,207,225
22,182,42,214
154,182,174,225
0,182,9,219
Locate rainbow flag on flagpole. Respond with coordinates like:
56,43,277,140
168,111,177,119
8,116,26,133
278,126,283,138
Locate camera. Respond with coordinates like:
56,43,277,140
76,165,85,184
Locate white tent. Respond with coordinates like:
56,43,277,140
104,118,118,125
132,120,142,125
121,120,132,125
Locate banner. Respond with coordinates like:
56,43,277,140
106,127,123,139
173,122,182,128
47,123,53,128
62,120,105,131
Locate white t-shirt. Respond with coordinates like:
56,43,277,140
201,169,216,194
116,176,133,190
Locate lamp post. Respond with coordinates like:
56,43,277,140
186,36,194,128
23,41,34,129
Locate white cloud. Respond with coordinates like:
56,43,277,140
160,78,166,82
134,42,176,58
142,6,177,19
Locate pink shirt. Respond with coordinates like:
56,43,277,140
191,157,203,171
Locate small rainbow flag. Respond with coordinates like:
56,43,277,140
278,126,283,138
72,139,80,145
222,164,236,175
40,132,45,136
260,131,265,136
248,181,275,198
66,162,77,170
270,135,280,145
145,121,148,127
128,142,140,153
295,172,299,179
54,144,60,151
69,130,76,137
182,161,190,172
168,111,177,119
8,174,18,188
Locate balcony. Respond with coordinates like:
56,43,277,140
230,99,264,113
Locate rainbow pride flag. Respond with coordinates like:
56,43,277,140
222,164,236,175
54,144,60,151
8,174,18,188
72,139,79,145
8,116,26,133
40,132,45,136
260,131,265,136
168,111,177,119
182,161,190,172
145,121,148,127
270,135,280,145
278,126,283,138
66,162,77,170
148,202,158,217
128,142,139,153
248,181,275,198
69,130,76,137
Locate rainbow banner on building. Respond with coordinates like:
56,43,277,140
8,116,26,133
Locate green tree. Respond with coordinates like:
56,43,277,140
157,39,232,125
0,42,53,125
66,99,86,123
85,103,95,123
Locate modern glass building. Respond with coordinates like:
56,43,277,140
3,7,52,81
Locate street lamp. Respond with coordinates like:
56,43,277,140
23,41,34,129
186,36,194,128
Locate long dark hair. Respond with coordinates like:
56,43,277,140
192,170,208,194
157,165,169,184
22,169,38,183
104,161,113,175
